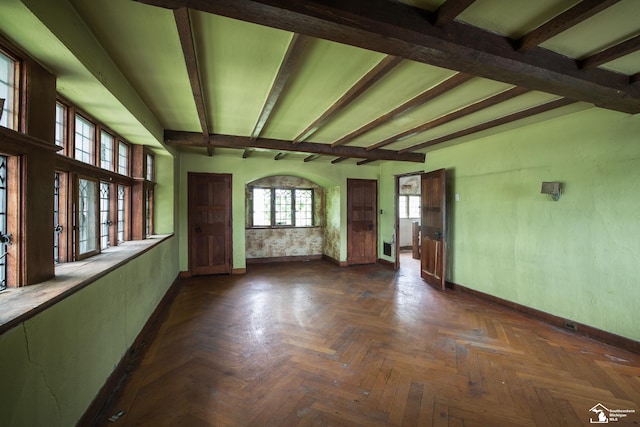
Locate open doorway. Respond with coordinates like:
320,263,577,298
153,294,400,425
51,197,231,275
394,173,422,274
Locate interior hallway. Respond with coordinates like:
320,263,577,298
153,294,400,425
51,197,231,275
97,257,640,426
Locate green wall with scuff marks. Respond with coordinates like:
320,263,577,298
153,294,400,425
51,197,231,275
382,107,640,341
0,238,179,427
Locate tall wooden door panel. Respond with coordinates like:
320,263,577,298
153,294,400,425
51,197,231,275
347,179,377,265
188,173,232,276
421,169,446,290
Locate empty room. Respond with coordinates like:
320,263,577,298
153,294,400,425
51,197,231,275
0,0,639,426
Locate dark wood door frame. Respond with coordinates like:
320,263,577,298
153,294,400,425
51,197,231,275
394,171,424,270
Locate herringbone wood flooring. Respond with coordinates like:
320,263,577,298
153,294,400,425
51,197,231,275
98,256,640,426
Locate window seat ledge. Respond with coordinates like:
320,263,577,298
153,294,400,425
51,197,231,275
0,234,173,335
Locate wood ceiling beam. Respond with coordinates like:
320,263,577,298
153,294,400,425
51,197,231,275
331,157,348,164
434,0,476,27
400,97,578,153
517,0,621,52
356,159,376,166
274,152,287,160
579,34,640,70
251,34,309,140
242,149,251,158
173,7,214,156
331,72,472,147
304,154,319,162
165,131,425,162
366,85,530,151
134,0,640,114
293,55,402,143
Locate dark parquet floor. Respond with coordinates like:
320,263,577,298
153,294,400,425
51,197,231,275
97,253,640,426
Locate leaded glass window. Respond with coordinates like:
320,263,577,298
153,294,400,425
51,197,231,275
55,102,66,150
117,185,126,243
78,178,97,255
274,189,292,226
100,182,110,249
118,141,128,175
295,189,313,226
100,131,114,171
251,187,314,227
0,51,16,130
75,115,94,164
252,188,271,226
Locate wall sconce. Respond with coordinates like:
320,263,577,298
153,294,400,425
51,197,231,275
541,182,562,201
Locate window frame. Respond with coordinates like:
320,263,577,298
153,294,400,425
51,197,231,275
250,186,315,229
399,195,421,219
73,113,96,165
75,175,100,260
0,48,19,131
99,128,115,171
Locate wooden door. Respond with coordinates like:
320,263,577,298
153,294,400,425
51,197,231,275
421,169,446,290
347,179,377,265
188,173,232,275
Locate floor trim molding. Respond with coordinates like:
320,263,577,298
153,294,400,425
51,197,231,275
246,254,322,264
81,274,182,425
447,281,640,355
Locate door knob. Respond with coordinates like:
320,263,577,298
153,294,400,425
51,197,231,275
435,231,442,239
195,226,202,233
368,223,374,230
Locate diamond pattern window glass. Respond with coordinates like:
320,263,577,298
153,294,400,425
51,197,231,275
100,182,110,249
78,178,97,255
117,185,125,243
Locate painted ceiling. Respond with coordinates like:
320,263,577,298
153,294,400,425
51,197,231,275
1,0,639,164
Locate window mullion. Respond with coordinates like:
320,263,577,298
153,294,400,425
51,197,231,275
270,188,276,227
292,189,297,227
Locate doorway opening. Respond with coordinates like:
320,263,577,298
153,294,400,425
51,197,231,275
394,173,422,275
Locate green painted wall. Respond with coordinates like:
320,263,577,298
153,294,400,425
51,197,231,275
0,238,179,427
154,152,177,234
381,107,640,341
178,151,379,270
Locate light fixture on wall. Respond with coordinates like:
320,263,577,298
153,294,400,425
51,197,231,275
541,182,562,201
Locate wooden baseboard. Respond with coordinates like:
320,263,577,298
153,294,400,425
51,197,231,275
377,258,395,268
179,270,191,278
447,281,640,355
81,274,182,425
232,268,247,275
246,254,323,264
322,254,348,267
